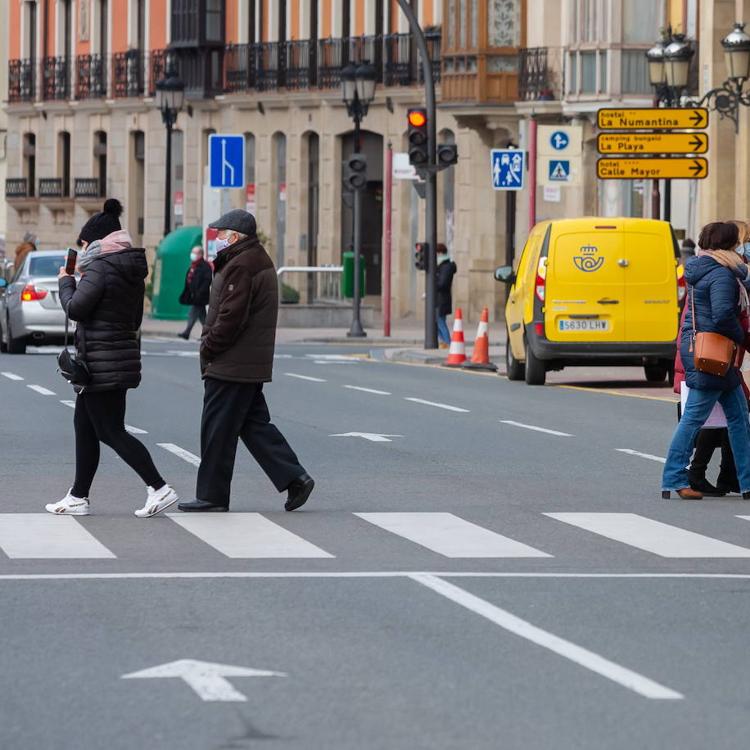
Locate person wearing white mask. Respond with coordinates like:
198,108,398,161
178,245,213,340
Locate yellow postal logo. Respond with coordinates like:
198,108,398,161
573,246,604,273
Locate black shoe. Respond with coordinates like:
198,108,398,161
285,473,315,512
716,477,740,495
688,476,724,497
178,332,189,340
743,492,750,500
177,499,228,512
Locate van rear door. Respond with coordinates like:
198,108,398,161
623,221,679,342
545,223,625,343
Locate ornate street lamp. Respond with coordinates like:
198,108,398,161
155,64,184,237
340,60,377,338
722,22,750,82
646,35,668,88
663,34,694,89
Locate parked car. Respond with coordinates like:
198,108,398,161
0,249,69,354
495,217,683,386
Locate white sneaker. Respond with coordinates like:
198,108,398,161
45,490,90,516
135,484,179,518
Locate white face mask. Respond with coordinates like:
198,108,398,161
738,242,750,257
437,253,449,264
190,251,201,262
214,237,232,253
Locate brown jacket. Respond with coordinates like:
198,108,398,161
200,236,278,383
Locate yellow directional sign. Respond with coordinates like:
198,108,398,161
597,108,709,130
597,157,709,180
597,132,709,155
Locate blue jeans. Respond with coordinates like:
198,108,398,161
662,384,750,492
437,313,450,345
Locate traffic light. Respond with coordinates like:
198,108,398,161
414,241,428,271
343,153,368,191
437,143,458,168
407,108,429,166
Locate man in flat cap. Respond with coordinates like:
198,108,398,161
178,209,315,513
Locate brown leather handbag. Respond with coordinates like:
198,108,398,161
690,288,737,377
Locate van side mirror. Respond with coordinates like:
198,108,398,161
494,266,515,284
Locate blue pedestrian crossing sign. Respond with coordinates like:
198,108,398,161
548,159,570,182
491,149,525,191
209,134,245,189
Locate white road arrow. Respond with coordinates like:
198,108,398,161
330,432,403,443
121,659,285,702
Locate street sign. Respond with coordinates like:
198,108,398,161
548,160,570,182
538,125,583,156
491,148,525,191
208,134,245,188
549,130,570,151
597,108,709,130
597,157,708,180
597,132,709,155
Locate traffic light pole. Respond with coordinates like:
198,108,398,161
397,0,438,349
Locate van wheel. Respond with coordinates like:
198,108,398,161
525,344,547,386
505,334,525,381
644,364,668,383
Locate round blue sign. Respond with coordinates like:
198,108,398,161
550,131,569,151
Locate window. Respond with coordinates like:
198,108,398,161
58,131,71,197
580,51,596,92
30,256,67,277
99,0,108,58
206,0,223,43
94,131,107,197
623,0,665,44
272,133,287,266
136,0,146,50
62,0,73,58
23,133,36,197
621,50,650,93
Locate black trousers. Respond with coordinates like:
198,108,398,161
689,428,737,484
182,305,207,336
72,389,165,498
196,378,305,507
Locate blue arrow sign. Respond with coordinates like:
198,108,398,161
550,130,570,151
209,134,245,189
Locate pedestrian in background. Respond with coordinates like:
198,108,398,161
178,245,212,340
681,237,696,263
436,243,457,350
178,209,314,513
13,232,36,271
662,221,750,500
47,198,179,517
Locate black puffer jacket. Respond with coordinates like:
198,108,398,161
436,259,457,316
59,248,148,391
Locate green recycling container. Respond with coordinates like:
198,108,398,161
151,226,203,320
341,250,366,299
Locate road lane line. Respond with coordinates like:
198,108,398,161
284,373,327,383
616,449,666,464
404,397,469,413
126,425,148,435
546,512,750,558
27,384,56,396
60,400,76,408
409,573,683,700
168,513,334,559
1,372,24,381
343,385,392,396
356,513,550,558
500,420,573,437
158,443,201,467
0,514,116,559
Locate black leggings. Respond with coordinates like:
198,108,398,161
72,389,165,498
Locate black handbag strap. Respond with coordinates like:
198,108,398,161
63,302,86,359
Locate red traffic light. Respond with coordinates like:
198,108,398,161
408,109,427,128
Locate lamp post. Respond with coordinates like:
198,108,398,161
155,64,185,238
341,60,376,338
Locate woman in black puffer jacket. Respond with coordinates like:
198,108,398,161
46,199,179,518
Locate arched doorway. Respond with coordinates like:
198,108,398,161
340,130,384,296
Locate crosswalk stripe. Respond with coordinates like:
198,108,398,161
27,384,56,396
1,372,24,381
158,443,201,467
356,513,551,558
546,512,750,558
167,513,334,559
0,514,116,559
403,398,469,413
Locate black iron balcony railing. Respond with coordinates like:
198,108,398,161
42,56,71,100
74,177,104,199
38,178,67,198
5,178,30,199
147,49,167,97
224,44,259,92
286,40,312,89
113,49,145,97
76,54,107,99
8,59,35,102
519,47,556,101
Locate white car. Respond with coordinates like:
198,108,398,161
0,250,68,354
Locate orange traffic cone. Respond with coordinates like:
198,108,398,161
443,308,467,367
464,307,498,372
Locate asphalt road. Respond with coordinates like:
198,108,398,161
1,337,750,749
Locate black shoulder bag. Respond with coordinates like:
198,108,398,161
57,308,91,387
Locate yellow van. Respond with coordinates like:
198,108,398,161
495,217,683,386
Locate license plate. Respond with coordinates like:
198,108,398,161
558,319,609,332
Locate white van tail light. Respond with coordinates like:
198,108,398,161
535,257,548,302
677,273,686,303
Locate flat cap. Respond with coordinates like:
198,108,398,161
208,209,257,237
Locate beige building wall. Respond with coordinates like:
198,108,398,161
0,16,8,248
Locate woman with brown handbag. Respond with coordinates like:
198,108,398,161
662,221,750,500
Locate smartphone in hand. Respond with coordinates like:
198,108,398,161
65,247,78,275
